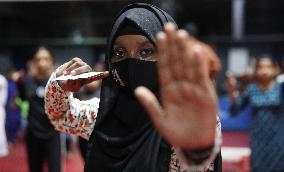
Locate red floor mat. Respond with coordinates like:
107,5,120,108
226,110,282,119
0,140,84,172
1,132,250,172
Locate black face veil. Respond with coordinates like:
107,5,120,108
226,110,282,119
84,3,176,172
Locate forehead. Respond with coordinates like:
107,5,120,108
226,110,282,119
34,49,52,60
258,58,273,65
114,35,152,45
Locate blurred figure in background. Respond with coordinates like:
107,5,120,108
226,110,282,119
227,56,284,172
219,70,253,131
16,47,62,172
276,57,284,83
5,69,21,145
238,69,254,95
0,73,8,157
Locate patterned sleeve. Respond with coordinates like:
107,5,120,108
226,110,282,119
44,71,100,140
171,115,222,172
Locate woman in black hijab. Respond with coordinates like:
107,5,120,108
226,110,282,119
45,3,221,172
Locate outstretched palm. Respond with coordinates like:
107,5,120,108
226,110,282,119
135,23,220,149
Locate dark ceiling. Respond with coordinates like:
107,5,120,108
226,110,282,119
0,0,283,45
0,0,145,39
245,0,284,35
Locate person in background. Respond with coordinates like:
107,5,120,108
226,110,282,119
45,3,222,172
227,56,284,172
276,57,284,83
5,69,21,145
18,60,36,134
0,73,8,157
17,47,62,172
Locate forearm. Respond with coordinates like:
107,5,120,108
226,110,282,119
45,71,99,140
228,90,239,104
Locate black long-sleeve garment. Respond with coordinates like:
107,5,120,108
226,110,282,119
84,3,221,172
18,77,58,139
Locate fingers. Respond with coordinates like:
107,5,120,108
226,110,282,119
176,30,195,81
58,71,109,92
56,57,104,92
156,23,184,93
208,50,221,79
101,71,110,79
175,30,210,84
65,58,92,75
164,23,183,80
134,86,166,130
158,23,221,85
201,44,221,79
81,71,110,85
157,23,184,81
57,58,78,76
192,45,210,84
69,65,92,76
157,23,203,84
157,32,172,87
57,57,91,77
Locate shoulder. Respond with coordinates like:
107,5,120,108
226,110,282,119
0,74,7,82
276,74,284,83
245,83,257,93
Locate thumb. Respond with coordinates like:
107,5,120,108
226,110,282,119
134,86,166,130
81,71,109,85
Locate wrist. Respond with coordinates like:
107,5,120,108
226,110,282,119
181,145,215,165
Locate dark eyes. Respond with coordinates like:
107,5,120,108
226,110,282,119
111,47,156,62
112,48,126,58
140,48,154,58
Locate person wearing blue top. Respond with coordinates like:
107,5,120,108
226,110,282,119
227,56,284,172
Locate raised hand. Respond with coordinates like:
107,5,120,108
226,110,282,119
135,23,220,149
56,57,109,92
226,74,238,102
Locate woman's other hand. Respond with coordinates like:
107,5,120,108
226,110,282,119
56,57,109,92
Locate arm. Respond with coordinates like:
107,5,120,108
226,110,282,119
135,23,221,170
45,59,109,140
45,71,99,140
226,74,250,115
229,86,250,116
230,95,250,116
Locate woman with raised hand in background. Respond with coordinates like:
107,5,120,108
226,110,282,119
227,56,284,172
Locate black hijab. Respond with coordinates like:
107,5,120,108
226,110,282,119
84,3,176,172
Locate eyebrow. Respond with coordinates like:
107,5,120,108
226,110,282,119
113,38,154,47
140,40,154,47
